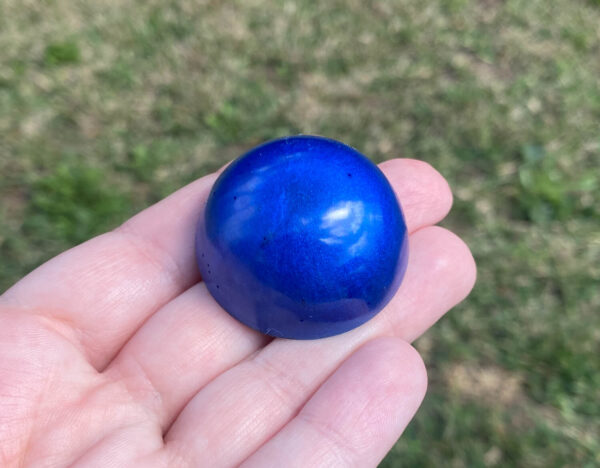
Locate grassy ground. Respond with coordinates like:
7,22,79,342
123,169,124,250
1,0,599,466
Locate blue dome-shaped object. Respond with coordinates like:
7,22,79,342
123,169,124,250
195,135,408,339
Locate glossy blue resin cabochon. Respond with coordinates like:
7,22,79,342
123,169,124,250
195,135,408,339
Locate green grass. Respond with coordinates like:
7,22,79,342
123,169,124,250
1,0,599,466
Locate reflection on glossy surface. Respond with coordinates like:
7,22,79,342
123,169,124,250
195,135,408,339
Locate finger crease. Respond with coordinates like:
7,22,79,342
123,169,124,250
249,356,312,411
297,411,360,467
113,225,189,292
109,355,166,428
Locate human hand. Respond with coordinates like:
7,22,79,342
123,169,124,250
0,159,475,467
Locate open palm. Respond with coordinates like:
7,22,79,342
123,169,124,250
0,159,475,467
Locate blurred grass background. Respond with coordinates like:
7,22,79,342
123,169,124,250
0,0,599,466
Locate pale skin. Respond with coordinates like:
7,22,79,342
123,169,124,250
0,159,476,468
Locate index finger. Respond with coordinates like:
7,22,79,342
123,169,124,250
1,159,452,370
